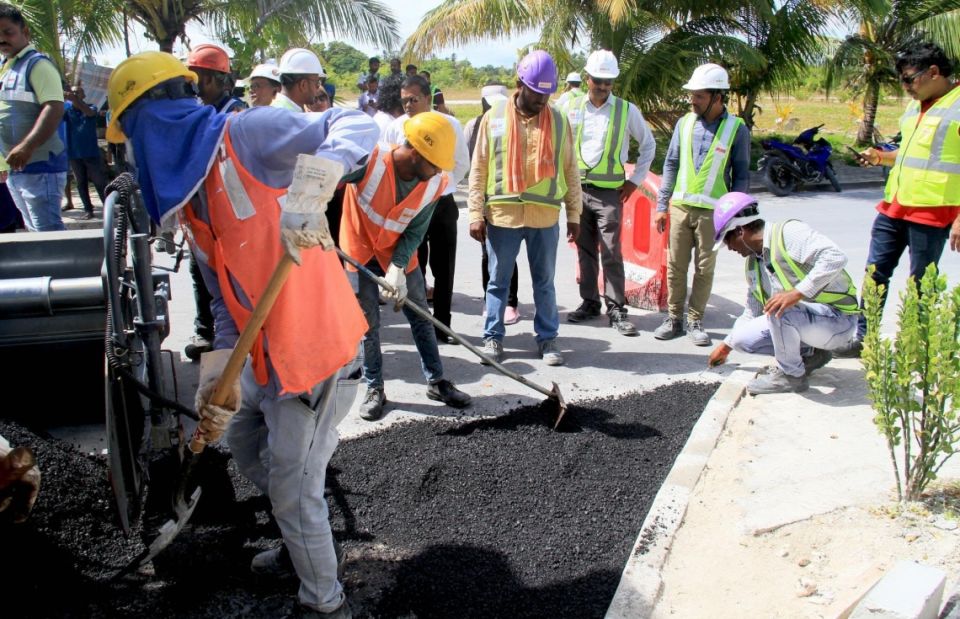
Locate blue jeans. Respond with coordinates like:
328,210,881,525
7,171,67,231
483,223,560,343
857,212,951,338
357,260,444,389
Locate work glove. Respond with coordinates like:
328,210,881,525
280,154,344,265
383,263,408,308
0,435,41,523
193,349,242,446
708,343,732,368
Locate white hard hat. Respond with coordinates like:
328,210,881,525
480,84,508,105
584,50,619,79
278,48,325,77
565,71,582,83
683,63,730,90
249,63,281,83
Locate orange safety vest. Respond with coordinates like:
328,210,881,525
180,122,368,395
340,144,448,273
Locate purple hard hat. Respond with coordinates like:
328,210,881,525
517,50,558,94
713,192,762,250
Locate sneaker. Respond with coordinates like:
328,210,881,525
251,545,294,577
358,387,386,421
295,599,353,619
832,337,863,359
687,320,711,347
747,367,809,395
567,300,602,323
802,348,833,376
184,334,213,361
426,379,471,408
608,307,638,336
504,306,520,325
480,338,503,365
538,339,565,366
653,316,684,340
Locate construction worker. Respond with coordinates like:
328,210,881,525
381,75,470,343
565,50,656,336
341,111,472,421
0,433,40,523
555,71,584,108
106,51,377,618
835,41,960,358
186,44,246,113
469,50,582,367
654,63,750,346
708,192,858,394
247,63,281,107
274,47,325,112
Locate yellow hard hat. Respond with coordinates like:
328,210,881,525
106,51,198,143
403,111,456,171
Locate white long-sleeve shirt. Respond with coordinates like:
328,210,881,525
566,95,656,186
381,112,470,196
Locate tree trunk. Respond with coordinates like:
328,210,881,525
740,91,757,130
857,80,880,145
158,35,176,54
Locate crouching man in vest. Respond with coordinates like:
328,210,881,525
107,52,376,618
707,193,859,396
340,111,472,422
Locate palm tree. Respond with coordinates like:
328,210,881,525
827,0,960,145
18,0,126,73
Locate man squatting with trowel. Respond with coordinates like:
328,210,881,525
105,51,377,618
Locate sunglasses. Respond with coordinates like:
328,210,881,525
900,67,929,85
401,95,421,106
589,77,613,86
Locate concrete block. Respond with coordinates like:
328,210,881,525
850,561,946,619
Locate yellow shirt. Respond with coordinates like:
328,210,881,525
468,97,582,228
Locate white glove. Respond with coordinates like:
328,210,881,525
280,154,344,264
383,263,408,307
0,435,40,523
193,349,242,445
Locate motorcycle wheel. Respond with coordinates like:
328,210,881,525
762,156,796,197
825,163,842,193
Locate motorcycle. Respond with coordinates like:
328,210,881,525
758,124,842,196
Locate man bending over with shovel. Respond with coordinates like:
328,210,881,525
106,51,376,618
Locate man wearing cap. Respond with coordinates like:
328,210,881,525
565,50,656,336
555,72,584,109
248,63,281,107
186,44,246,113
709,192,858,395
341,111,472,421
654,63,751,347
274,47,326,112
381,75,470,344
469,49,582,367
107,50,378,618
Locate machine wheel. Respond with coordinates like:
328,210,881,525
762,156,797,197
825,163,842,193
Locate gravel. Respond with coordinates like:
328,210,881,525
0,380,717,618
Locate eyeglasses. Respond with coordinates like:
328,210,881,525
401,96,421,106
589,77,613,86
900,67,929,85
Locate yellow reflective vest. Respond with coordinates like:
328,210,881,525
671,112,743,210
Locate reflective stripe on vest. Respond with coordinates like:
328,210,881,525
883,86,960,206
748,220,859,314
341,144,448,273
671,112,742,210
484,100,567,209
0,49,65,166
572,95,629,188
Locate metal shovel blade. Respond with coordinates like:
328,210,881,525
549,382,569,430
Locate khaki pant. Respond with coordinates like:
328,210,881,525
667,204,717,322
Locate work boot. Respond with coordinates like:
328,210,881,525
608,307,638,336
427,379,471,408
803,348,833,376
480,338,503,365
358,387,386,421
653,316,684,340
687,320,711,347
747,367,809,395
567,300,602,323
832,337,863,359
295,599,352,618
538,339,565,366
504,305,520,325
184,334,213,361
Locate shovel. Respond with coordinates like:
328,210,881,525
335,249,569,429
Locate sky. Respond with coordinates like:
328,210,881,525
98,0,537,69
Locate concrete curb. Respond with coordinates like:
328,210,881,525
605,369,753,618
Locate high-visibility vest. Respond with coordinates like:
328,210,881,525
568,95,629,188
271,92,302,112
340,144,448,273
747,220,859,314
484,100,568,209
671,112,743,210
180,122,368,394
0,48,66,167
883,85,960,207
